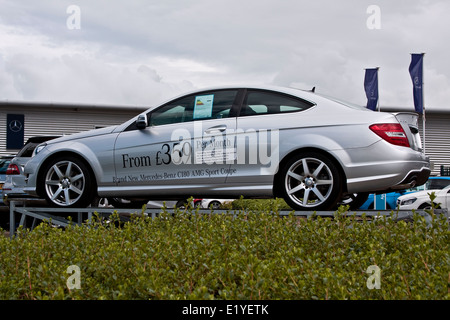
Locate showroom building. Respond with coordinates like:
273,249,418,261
0,100,449,176
0,99,147,153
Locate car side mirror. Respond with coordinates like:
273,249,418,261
136,114,147,129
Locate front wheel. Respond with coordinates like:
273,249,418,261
418,202,435,210
40,156,96,208
279,152,342,211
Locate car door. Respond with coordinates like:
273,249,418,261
228,89,314,186
113,89,240,192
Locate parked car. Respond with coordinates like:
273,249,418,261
0,156,14,205
358,176,450,210
23,85,430,211
200,199,234,209
2,136,60,206
397,184,450,210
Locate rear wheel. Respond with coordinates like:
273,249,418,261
279,152,342,211
41,156,95,208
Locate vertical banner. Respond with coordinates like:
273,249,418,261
374,193,386,210
364,68,379,111
408,53,424,114
6,114,25,149
409,53,426,154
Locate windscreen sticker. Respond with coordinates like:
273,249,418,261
193,94,214,119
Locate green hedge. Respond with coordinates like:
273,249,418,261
0,206,448,300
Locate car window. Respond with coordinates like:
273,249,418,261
149,90,238,126
240,90,314,117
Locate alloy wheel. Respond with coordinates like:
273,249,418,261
44,160,86,206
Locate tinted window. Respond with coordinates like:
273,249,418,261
240,90,314,116
149,90,238,126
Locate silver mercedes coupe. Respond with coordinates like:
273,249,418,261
23,85,430,210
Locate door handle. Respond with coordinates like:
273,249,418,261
204,125,227,134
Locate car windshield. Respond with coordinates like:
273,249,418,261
426,178,450,190
17,143,39,157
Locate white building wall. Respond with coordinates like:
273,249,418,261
1,104,146,156
418,113,450,176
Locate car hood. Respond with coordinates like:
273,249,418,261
398,189,442,200
44,125,118,145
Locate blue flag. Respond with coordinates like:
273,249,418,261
409,53,424,114
364,68,379,111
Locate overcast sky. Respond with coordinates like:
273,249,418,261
0,0,448,111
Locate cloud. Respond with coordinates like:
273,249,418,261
0,0,448,109
1,50,194,105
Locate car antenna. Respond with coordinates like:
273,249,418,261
311,86,316,93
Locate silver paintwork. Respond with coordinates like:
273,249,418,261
23,85,430,210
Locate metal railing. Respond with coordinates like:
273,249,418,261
7,199,449,239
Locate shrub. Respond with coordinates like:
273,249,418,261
227,197,293,211
0,207,448,300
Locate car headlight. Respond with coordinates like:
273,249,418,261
34,143,47,156
400,197,417,206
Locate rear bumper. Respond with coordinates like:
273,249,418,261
340,140,430,194
378,166,431,193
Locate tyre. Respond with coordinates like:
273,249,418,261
279,152,342,211
40,156,95,208
93,197,147,208
337,193,370,210
418,203,433,210
176,199,188,208
93,197,113,208
208,200,222,210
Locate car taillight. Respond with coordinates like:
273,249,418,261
369,123,410,148
6,163,20,175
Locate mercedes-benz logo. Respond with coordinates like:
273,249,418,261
9,120,23,132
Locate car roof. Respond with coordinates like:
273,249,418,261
155,84,320,105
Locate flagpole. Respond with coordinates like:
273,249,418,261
377,67,380,112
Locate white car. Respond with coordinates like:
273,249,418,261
200,199,234,209
397,185,450,210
